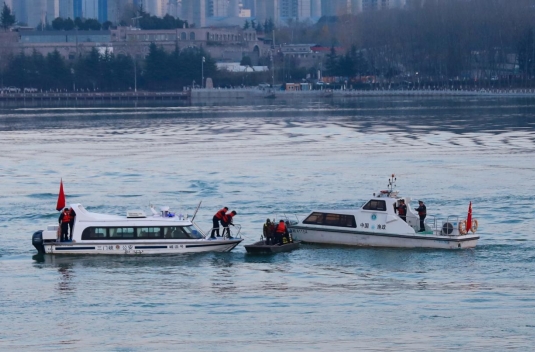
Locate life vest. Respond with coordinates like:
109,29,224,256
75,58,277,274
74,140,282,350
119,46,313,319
62,211,71,223
214,208,226,219
276,222,287,233
397,205,406,216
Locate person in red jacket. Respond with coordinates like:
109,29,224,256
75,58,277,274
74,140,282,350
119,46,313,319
396,199,407,222
274,220,289,245
58,207,71,242
211,207,228,238
221,210,237,238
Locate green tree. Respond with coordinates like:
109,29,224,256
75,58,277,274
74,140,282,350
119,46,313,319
45,50,70,89
243,20,250,30
240,56,252,66
144,43,169,89
51,17,64,30
63,18,75,30
1,3,15,30
325,46,338,76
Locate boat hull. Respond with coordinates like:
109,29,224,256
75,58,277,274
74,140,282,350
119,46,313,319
290,226,478,249
244,240,301,254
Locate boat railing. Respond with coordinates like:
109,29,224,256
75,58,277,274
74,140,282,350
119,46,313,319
204,224,242,239
425,215,461,236
424,215,440,235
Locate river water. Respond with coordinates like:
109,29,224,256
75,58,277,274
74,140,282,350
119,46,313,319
1,97,534,351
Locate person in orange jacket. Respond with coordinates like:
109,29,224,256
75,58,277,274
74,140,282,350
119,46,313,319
58,208,71,242
274,220,289,245
221,210,237,238
211,207,228,238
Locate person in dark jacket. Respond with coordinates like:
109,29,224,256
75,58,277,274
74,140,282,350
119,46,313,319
68,207,76,241
221,210,237,238
58,208,71,242
415,200,427,232
396,199,407,222
211,207,228,238
263,219,275,244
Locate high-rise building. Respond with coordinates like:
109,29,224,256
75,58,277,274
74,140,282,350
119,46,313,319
142,0,164,17
207,0,227,17
46,0,60,22
228,0,239,17
182,0,206,27
256,0,279,24
281,0,311,21
310,0,321,17
73,0,83,18
82,0,99,18
12,0,28,25
98,0,108,22
107,0,132,24
59,0,74,19
242,0,256,17
27,0,47,27
322,0,349,16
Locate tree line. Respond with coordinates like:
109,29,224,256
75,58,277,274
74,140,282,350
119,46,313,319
274,0,535,87
1,44,217,92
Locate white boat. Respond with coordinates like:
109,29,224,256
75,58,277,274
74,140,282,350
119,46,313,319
32,203,243,254
288,176,479,249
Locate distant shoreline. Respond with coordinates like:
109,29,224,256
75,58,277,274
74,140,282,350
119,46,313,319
2,88,535,108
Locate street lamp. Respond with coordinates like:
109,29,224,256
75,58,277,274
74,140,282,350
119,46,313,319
201,56,205,88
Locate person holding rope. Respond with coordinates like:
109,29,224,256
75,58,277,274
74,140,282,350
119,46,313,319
221,210,237,238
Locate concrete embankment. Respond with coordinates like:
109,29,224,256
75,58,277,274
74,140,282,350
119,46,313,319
190,87,535,104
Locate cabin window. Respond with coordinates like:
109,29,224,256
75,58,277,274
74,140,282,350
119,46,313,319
109,227,135,238
303,212,324,225
362,200,387,211
81,226,203,240
82,227,107,239
303,212,356,228
137,227,161,238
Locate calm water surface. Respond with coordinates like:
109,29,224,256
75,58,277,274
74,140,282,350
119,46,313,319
1,97,534,351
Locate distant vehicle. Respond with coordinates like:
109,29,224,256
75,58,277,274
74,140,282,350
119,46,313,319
24,88,38,93
258,83,270,89
7,87,20,93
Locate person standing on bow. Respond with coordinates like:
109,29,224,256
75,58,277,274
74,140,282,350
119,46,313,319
58,207,71,242
211,207,228,238
221,210,237,238
416,200,427,232
397,199,407,222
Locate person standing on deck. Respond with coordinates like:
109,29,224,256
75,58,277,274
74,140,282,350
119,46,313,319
263,219,275,244
416,200,427,232
211,207,228,238
396,199,407,222
58,208,71,242
274,220,289,245
221,210,237,238
68,207,76,241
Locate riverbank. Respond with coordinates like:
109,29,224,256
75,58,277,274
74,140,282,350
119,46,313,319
2,88,535,108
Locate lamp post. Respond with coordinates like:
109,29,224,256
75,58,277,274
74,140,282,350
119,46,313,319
201,56,205,88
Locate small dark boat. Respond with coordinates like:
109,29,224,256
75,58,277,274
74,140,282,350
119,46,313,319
244,240,301,254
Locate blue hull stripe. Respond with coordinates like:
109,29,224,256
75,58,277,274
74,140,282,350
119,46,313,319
134,245,167,249
55,247,96,251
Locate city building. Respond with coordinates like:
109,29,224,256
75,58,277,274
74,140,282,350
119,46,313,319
182,0,206,27
256,0,279,25
59,0,74,19
98,0,108,22
280,0,311,21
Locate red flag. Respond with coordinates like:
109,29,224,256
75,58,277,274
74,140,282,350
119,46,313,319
56,179,65,211
466,201,472,233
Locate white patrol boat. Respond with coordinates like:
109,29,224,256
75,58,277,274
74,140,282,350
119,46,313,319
288,175,479,249
32,203,243,255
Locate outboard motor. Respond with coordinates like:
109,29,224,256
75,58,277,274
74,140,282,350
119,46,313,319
32,230,45,253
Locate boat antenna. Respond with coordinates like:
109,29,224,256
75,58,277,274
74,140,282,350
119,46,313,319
388,174,396,193
191,200,202,221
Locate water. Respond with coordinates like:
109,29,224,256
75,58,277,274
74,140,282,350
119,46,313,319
1,97,534,351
